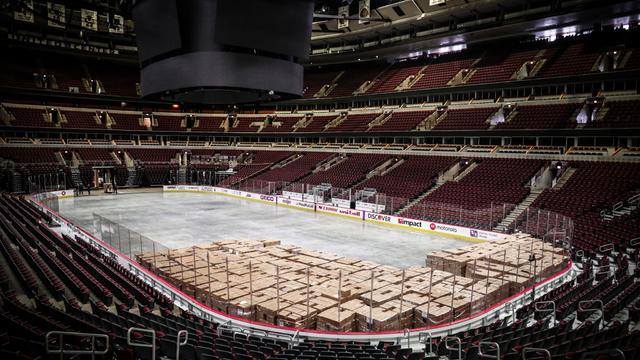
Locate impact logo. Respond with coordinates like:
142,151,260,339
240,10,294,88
470,230,478,238
398,218,422,228
429,223,436,230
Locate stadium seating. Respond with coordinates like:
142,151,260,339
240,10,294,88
329,113,379,132
496,103,580,129
154,116,185,132
60,110,102,129
402,159,545,229
373,110,431,132
366,60,427,93
354,156,458,212
525,161,640,252
538,43,601,78
587,100,639,128
466,49,540,84
432,107,497,130
328,62,388,97
299,154,389,188
251,152,335,184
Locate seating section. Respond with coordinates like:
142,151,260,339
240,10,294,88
76,148,115,165
251,153,335,184
303,71,340,98
402,159,545,229
192,116,226,132
374,110,431,132
432,107,497,130
354,156,457,212
231,117,259,133
526,162,640,252
587,100,639,128
298,115,338,133
329,113,379,132
126,148,179,163
0,147,59,164
217,151,293,187
538,43,601,78
411,58,476,90
299,154,389,188
62,110,104,129
110,113,148,131
366,61,425,93
7,107,52,128
262,116,303,133
154,116,184,132
467,49,540,84
496,103,580,129
327,63,388,97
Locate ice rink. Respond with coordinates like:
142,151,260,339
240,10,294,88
58,191,470,268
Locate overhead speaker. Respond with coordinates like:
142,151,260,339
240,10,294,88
132,0,314,104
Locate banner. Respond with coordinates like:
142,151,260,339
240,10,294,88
161,186,507,242
331,198,351,208
316,204,363,220
355,201,385,212
279,198,315,210
358,0,370,24
81,9,98,30
109,14,124,34
337,5,349,29
14,0,34,23
47,3,65,28
429,0,446,5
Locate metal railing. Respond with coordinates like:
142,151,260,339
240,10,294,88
45,331,109,360
127,327,156,360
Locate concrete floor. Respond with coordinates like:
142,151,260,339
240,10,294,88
58,191,469,268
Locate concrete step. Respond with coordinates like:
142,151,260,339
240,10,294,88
494,190,544,232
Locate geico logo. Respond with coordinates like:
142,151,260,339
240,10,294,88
282,199,291,204
259,195,275,201
398,218,422,228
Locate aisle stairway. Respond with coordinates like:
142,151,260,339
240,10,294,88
494,189,544,232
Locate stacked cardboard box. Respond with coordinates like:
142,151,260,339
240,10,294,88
135,237,567,331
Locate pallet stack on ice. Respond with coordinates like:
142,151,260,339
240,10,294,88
136,234,567,331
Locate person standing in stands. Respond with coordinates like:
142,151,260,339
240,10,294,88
78,183,83,196
87,181,92,196
112,179,118,194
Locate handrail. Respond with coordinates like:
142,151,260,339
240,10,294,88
444,336,462,360
630,237,640,247
291,329,300,349
418,331,435,354
176,330,188,360
534,301,556,325
127,327,156,360
578,300,604,324
45,331,109,360
478,341,500,359
598,243,614,253
522,347,551,360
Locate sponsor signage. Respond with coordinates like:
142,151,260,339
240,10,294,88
331,198,351,208
280,198,315,210
161,186,507,242
355,201,385,212
316,204,362,219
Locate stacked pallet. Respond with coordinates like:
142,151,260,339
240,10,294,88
426,233,567,295
136,235,567,331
